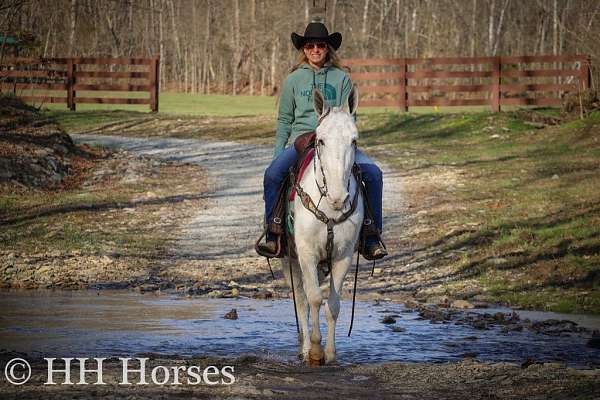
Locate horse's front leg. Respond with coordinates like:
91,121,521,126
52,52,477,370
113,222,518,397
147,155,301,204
282,258,310,357
298,252,324,365
324,253,353,364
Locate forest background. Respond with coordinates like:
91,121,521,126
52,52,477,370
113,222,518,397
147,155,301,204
1,0,598,96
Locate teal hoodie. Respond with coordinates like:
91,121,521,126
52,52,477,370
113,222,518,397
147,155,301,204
274,63,353,158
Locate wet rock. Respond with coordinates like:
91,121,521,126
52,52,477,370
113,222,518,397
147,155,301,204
253,290,273,299
381,315,396,324
501,324,524,333
472,320,488,330
471,301,490,308
451,300,474,309
529,319,582,336
521,357,537,369
418,306,451,322
186,283,210,295
224,309,238,320
391,326,406,333
207,290,224,298
403,298,420,310
138,284,159,293
587,335,600,349
427,295,451,307
493,312,506,322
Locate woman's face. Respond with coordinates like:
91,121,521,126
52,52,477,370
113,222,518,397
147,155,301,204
303,41,328,67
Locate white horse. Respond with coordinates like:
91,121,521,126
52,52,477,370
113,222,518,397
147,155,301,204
282,86,364,365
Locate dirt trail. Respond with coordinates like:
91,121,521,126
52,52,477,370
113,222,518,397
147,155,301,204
73,134,407,292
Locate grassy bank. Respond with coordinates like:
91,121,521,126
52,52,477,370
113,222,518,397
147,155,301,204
41,102,600,313
358,110,600,313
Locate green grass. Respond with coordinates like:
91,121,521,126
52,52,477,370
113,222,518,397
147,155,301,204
356,109,600,313
35,91,279,116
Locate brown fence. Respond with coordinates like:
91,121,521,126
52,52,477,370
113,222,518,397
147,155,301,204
346,55,591,111
0,56,160,112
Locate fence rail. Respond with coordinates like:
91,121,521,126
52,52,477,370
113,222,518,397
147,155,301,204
346,54,590,111
0,56,160,112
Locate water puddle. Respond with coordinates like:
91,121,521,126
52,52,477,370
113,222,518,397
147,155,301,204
0,290,598,367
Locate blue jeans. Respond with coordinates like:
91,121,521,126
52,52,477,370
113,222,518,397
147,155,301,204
264,146,383,232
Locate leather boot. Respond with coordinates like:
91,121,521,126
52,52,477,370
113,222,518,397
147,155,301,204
255,230,284,258
359,218,387,261
362,235,387,260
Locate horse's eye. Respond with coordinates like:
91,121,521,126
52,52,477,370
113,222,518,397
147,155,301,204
352,139,357,146
318,139,324,146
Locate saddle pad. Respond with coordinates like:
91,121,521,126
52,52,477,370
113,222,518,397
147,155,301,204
288,148,315,201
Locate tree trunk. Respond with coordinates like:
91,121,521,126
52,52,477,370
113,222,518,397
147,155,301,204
470,0,477,57
492,0,509,55
488,0,495,55
249,0,256,95
330,0,337,30
361,0,370,56
69,0,77,55
232,0,241,95
270,36,279,95
304,0,310,25
169,0,182,88
159,0,165,90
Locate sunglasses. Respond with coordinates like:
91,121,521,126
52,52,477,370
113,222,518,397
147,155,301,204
303,42,327,50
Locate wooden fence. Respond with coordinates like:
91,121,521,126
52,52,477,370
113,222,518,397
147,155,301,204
0,56,160,112
346,55,591,111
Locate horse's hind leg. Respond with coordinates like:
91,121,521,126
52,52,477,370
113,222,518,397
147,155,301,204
324,254,353,364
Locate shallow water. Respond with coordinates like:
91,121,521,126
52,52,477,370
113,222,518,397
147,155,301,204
0,290,599,367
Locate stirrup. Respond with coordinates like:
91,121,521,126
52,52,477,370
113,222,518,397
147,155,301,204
359,219,387,261
255,226,284,258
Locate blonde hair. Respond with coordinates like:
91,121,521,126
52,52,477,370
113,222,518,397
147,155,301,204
276,45,350,108
289,45,350,73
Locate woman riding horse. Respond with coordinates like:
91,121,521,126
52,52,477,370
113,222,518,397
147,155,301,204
256,20,386,261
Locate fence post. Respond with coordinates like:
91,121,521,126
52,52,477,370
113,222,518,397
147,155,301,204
580,55,591,91
67,59,76,111
399,58,408,112
150,55,159,112
491,56,501,112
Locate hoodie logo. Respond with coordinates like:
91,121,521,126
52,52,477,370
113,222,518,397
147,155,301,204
300,83,337,102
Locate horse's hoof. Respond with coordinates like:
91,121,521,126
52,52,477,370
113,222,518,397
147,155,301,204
308,354,325,366
308,347,325,366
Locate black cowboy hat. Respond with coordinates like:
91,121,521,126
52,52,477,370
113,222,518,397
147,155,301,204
291,22,342,51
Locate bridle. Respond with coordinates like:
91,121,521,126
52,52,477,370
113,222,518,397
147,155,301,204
313,107,353,206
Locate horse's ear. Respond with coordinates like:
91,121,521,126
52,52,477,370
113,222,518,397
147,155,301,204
313,88,327,118
347,84,359,115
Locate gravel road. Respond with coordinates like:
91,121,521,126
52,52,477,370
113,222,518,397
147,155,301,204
73,134,406,292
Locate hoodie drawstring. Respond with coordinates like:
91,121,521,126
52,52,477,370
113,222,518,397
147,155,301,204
312,68,328,102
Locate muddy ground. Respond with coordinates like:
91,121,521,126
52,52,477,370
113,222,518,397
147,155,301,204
1,351,599,400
